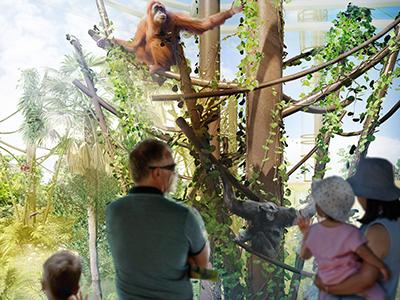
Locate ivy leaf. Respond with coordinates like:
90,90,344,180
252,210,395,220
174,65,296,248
366,134,375,142
369,80,375,88
349,144,356,154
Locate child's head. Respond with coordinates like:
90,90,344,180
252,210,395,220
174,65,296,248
42,250,82,300
311,176,355,222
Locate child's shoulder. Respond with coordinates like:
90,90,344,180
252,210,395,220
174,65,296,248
310,222,359,233
340,222,359,231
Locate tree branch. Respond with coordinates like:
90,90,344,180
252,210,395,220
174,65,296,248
283,37,399,117
95,0,112,36
176,117,263,202
302,97,355,114
72,79,121,117
0,145,23,162
351,38,399,172
283,48,317,68
287,145,318,177
152,17,400,102
0,140,26,153
378,99,400,124
0,129,20,135
236,242,314,278
0,109,21,123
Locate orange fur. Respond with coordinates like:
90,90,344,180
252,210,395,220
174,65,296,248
114,1,237,76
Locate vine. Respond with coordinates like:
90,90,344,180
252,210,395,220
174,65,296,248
236,0,262,88
105,47,163,188
300,4,378,178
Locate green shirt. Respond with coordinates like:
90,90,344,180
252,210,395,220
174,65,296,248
106,187,206,300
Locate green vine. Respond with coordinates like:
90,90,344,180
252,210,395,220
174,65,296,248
300,4,378,178
236,0,262,88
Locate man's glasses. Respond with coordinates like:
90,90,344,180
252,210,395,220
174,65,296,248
148,163,176,172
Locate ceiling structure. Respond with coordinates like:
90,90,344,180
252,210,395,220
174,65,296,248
104,0,397,32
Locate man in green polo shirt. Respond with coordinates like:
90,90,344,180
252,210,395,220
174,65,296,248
106,139,209,300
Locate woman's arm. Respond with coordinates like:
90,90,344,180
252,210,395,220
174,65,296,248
356,244,390,281
317,224,390,295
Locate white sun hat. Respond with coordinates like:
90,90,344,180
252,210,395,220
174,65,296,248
311,176,355,222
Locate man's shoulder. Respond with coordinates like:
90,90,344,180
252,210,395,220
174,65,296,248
162,197,192,214
106,195,132,212
106,194,191,213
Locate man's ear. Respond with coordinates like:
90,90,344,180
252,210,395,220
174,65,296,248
41,279,46,291
71,284,80,296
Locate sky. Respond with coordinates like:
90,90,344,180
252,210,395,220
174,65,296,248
0,0,399,182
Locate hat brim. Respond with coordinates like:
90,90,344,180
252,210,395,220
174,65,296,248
347,176,400,201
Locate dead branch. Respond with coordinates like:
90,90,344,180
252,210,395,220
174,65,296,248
161,70,239,89
72,79,121,117
301,97,355,114
175,44,201,129
67,36,110,137
336,98,399,137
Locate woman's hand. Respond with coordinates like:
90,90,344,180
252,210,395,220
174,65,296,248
380,265,391,281
315,275,328,293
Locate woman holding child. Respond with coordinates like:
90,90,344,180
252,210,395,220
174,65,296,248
299,157,400,300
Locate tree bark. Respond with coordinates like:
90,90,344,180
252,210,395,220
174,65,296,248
200,0,221,159
88,202,102,300
246,1,285,298
350,38,399,174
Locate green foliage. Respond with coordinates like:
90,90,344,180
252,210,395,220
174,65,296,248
236,0,262,88
52,170,120,282
395,159,400,181
188,189,247,299
0,213,73,299
18,69,49,146
299,4,378,178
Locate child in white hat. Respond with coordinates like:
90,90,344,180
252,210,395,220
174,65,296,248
297,176,390,300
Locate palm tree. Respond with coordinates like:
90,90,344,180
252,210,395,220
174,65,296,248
18,69,49,225
18,52,111,299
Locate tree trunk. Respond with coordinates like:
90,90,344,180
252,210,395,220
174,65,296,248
95,0,111,36
84,115,102,300
88,202,102,300
246,1,284,298
199,0,221,159
198,1,244,298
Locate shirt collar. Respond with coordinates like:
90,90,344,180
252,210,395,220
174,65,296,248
128,186,163,195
